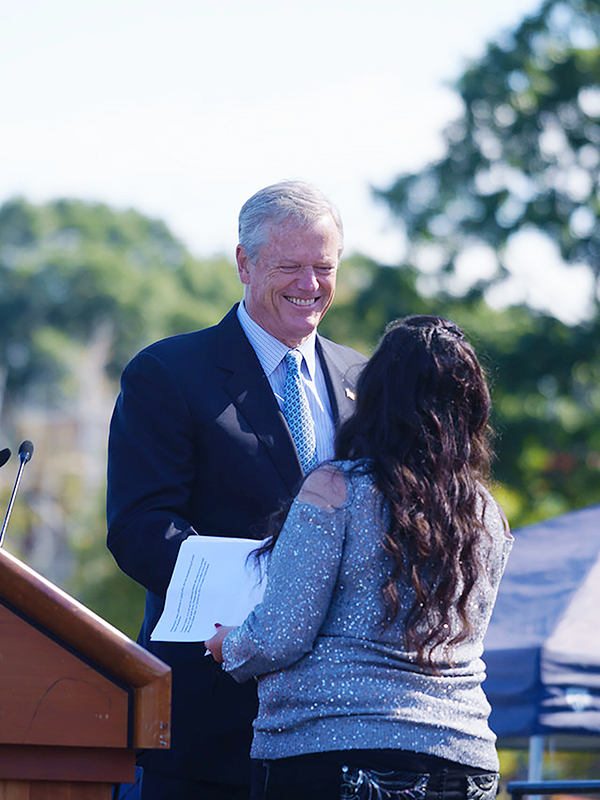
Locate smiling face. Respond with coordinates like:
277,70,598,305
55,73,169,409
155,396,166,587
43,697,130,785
236,214,340,348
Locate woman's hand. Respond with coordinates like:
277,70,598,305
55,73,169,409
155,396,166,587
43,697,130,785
204,624,236,663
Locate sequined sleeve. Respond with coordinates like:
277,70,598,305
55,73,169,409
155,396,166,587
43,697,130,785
222,499,347,683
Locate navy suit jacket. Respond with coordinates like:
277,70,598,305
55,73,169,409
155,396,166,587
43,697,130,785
107,304,366,784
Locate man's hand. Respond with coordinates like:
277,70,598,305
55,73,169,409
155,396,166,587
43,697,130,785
204,624,236,663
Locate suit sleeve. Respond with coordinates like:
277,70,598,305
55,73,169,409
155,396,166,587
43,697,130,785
107,350,200,597
221,499,347,682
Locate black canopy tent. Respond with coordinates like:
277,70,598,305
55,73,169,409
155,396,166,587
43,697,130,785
483,503,600,777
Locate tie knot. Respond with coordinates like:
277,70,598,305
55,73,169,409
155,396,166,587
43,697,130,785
285,349,302,375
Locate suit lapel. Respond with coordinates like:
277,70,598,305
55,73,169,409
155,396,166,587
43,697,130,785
317,336,360,427
216,307,303,493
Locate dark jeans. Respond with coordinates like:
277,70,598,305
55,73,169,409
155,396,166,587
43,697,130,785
253,750,499,800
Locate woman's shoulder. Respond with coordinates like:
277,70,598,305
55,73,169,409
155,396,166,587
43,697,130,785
297,463,348,511
296,459,373,512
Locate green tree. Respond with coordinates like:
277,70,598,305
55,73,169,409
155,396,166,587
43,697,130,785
320,254,437,355
377,0,600,304
458,305,600,525
0,197,241,407
321,251,600,527
0,197,242,636
370,0,600,526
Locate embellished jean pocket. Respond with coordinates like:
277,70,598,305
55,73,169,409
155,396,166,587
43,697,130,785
340,766,429,800
466,773,499,800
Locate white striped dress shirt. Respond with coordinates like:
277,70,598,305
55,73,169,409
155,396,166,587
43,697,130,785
237,302,336,464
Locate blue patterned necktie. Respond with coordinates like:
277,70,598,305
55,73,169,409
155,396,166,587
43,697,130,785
283,349,319,474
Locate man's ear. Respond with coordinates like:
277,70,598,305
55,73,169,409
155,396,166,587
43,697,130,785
236,245,251,285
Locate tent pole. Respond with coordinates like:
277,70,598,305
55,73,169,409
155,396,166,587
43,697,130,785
528,735,544,782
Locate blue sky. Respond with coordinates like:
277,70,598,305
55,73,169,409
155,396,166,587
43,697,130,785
3,0,592,321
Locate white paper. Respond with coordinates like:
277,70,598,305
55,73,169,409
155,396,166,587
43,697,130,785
150,535,266,642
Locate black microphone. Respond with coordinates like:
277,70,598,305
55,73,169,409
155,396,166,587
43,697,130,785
0,448,10,468
0,440,35,548
18,440,34,464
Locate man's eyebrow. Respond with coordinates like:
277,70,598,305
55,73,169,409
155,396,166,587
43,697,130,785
277,260,337,266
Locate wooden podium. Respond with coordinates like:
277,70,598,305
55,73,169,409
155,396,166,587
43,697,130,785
0,547,171,800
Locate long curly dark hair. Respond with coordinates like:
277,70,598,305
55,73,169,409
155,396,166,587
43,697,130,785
335,315,493,667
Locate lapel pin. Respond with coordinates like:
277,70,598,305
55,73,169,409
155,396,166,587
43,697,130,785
345,388,356,401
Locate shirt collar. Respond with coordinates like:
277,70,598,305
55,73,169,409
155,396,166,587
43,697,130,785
237,301,318,379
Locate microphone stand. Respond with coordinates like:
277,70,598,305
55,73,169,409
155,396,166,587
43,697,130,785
0,441,34,548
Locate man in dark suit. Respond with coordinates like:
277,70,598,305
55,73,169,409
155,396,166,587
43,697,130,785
107,181,366,799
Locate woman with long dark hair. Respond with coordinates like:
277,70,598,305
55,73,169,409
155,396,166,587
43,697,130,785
207,315,513,800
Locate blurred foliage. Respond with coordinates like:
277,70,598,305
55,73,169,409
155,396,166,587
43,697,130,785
68,487,147,639
327,256,600,527
498,748,600,794
321,255,435,355
376,0,600,301
460,307,600,525
0,196,242,638
370,0,600,524
0,196,241,404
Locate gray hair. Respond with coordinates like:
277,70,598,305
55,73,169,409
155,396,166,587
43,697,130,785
238,180,344,263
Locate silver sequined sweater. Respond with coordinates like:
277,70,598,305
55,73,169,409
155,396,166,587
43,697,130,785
223,462,512,770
